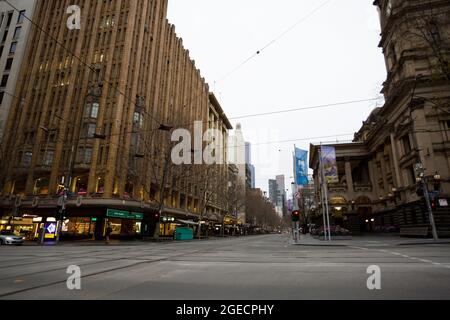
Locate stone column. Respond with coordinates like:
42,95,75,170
345,159,354,193
390,133,402,188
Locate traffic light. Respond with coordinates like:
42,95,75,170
431,199,437,210
292,210,300,222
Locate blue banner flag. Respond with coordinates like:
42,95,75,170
294,148,309,186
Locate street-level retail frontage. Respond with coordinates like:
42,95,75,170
0,215,35,239
105,209,143,239
0,197,209,241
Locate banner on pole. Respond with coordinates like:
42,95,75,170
321,146,339,184
294,148,309,186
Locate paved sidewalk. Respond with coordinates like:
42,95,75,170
291,234,450,247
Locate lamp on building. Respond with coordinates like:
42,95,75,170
434,172,441,181
434,172,441,192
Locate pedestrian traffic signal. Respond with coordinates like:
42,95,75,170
292,210,300,222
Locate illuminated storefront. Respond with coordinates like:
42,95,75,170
105,209,143,238
0,216,34,239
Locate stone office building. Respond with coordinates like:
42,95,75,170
0,0,232,240
310,0,450,236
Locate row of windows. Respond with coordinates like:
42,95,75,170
0,10,26,30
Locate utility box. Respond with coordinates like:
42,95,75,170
174,227,194,241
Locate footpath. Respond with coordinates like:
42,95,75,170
291,234,450,247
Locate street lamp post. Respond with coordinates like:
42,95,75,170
415,165,439,241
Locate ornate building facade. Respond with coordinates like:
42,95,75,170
310,0,450,236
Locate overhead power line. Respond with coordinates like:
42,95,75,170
229,98,379,120
218,0,334,82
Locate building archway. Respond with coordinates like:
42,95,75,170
330,196,348,226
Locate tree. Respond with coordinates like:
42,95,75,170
245,190,282,231
403,10,450,82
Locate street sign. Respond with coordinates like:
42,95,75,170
106,209,144,220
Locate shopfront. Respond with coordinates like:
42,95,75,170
105,209,143,239
61,217,97,240
160,216,178,237
0,216,35,239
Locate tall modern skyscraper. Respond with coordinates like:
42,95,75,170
245,142,255,189
268,179,278,205
229,123,246,223
276,175,287,216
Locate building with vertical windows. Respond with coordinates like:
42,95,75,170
0,0,233,240
268,179,278,205
0,0,37,140
229,123,247,224
276,175,287,216
310,0,450,236
244,142,255,189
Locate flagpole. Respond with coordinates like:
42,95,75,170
319,144,329,241
324,169,332,242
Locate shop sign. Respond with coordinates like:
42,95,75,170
107,209,143,220
439,199,448,207
45,223,57,239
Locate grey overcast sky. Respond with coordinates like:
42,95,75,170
167,0,387,193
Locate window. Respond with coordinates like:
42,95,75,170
5,58,13,71
0,46,3,58
13,26,21,40
0,14,4,28
86,123,96,138
6,12,13,27
22,152,33,167
17,10,26,24
9,42,17,54
408,166,417,187
1,75,8,87
2,30,8,43
402,135,412,155
446,120,450,130
91,102,99,118
77,148,92,163
133,112,140,123
133,112,143,128
84,148,92,163
0,91,4,105
43,151,54,166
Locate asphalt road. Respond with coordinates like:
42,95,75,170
1,234,450,300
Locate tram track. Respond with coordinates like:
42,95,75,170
0,235,272,298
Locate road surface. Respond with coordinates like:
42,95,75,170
1,234,450,299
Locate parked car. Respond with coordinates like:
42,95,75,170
0,231,25,245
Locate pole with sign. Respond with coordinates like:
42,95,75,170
415,163,439,241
